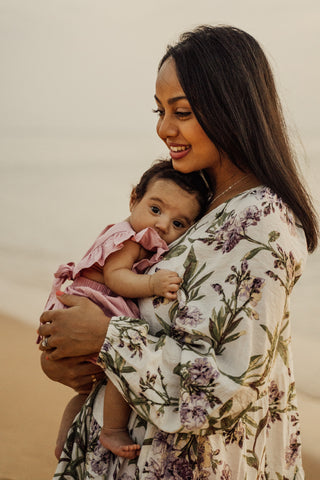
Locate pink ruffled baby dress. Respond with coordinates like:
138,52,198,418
44,220,168,319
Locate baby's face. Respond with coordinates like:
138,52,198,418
129,179,200,244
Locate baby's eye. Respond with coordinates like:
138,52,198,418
173,220,185,229
151,205,161,214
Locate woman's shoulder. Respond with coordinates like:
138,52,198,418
204,186,298,230
191,185,307,258
230,185,302,234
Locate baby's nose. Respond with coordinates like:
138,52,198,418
155,217,169,232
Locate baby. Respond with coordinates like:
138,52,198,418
40,159,212,459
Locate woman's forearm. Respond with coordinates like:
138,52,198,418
40,352,106,392
38,293,109,360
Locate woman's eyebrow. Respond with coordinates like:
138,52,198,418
154,94,188,105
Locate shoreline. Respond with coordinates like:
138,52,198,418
1,312,319,479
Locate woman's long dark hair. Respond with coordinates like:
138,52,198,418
159,25,318,252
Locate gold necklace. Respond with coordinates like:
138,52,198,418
212,174,249,204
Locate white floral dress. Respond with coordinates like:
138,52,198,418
53,186,307,480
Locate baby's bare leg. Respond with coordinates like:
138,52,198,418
99,380,140,459
55,393,87,459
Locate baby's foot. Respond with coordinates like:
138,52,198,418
99,427,141,459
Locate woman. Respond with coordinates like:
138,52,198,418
39,25,318,479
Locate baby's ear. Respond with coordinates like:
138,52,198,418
129,188,138,211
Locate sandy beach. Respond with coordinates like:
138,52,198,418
0,313,72,480
0,313,319,480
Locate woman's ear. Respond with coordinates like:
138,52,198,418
129,188,138,211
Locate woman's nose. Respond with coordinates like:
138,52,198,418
157,115,178,140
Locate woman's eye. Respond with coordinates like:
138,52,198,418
173,220,185,229
152,108,191,119
151,206,160,214
175,111,191,118
152,108,164,117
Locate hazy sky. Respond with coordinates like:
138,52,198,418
1,0,319,140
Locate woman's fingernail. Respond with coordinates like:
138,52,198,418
56,290,64,296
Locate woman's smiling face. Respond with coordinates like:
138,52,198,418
154,57,221,177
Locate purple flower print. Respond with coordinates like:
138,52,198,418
176,305,204,327
86,416,113,475
170,456,193,480
212,283,223,295
224,421,245,448
145,451,194,480
268,380,285,425
268,380,284,403
255,185,270,201
259,186,280,212
188,358,219,386
285,433,301,467
144,456,166,479
241,205,261,226
220,463,232,480
241,259,249,274
259,186,297,232
88,416,101,443
239,276,265,307
119,475,135,480
101,340,112,353
89,442,112,475
124,327,147,358
279,203,296,235
214,206,262,253
180,392,210,430
152,431,174,456
215,217,243,253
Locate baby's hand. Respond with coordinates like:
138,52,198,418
149,269,182,299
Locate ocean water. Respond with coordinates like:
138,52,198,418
1,134,319,398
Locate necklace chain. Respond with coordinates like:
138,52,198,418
212,174,249,204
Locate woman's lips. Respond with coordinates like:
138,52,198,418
168,144,191,160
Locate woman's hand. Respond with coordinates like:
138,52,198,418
38,293,109,360
40,352,106,393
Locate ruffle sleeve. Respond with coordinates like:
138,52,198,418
72,221,168,278
132,227,169,273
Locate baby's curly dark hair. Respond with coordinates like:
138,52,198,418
133,159,214,221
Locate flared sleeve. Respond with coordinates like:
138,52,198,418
97,187,308,435
71,221,168,277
